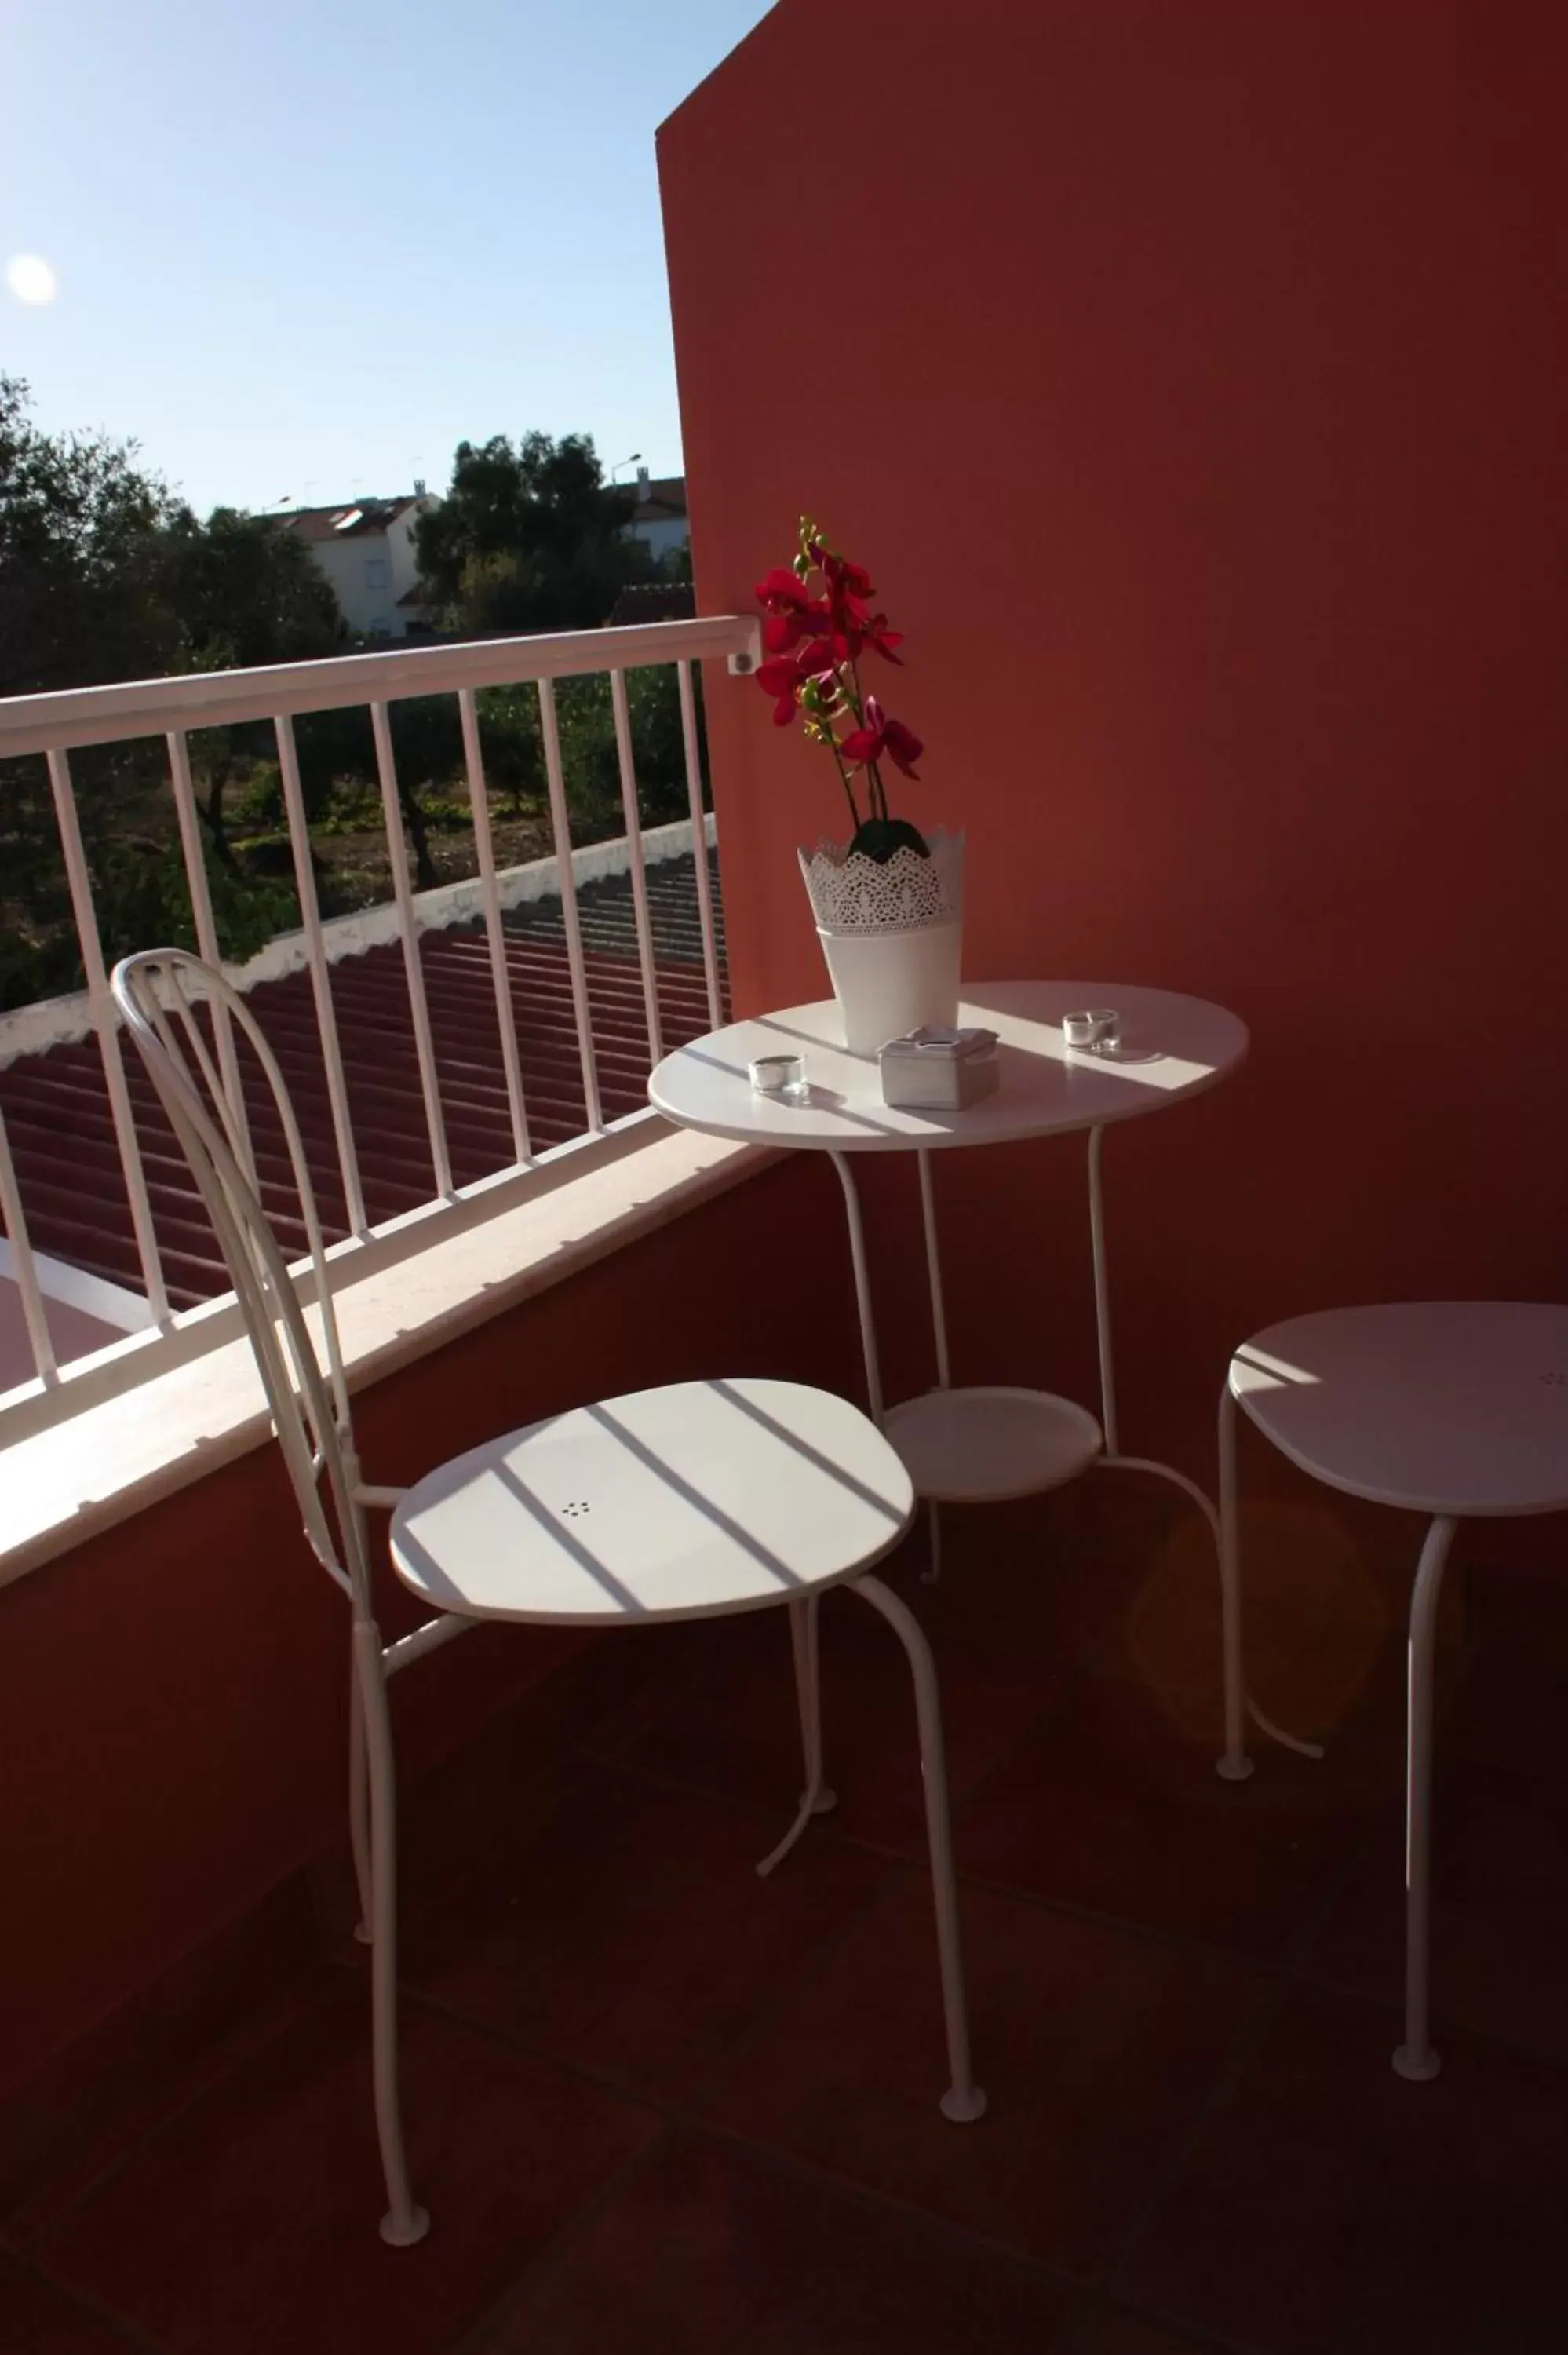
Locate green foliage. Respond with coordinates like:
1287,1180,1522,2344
89,839,300,972
0,829,299,1013
159,505,345,674
472,684,544,809
0,375,176,696
414,431,653,636
0,385,707,1013
549,669,692,840
0,377,345,702
0,375,347,1006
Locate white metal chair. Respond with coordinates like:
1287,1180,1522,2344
1218,1300,1568,2079
111,947,987,2248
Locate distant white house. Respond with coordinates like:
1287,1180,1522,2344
268,491,439,640
624,468,689,567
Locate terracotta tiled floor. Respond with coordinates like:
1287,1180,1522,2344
5,1498,1568,2354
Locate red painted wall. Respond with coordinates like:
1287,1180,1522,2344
0,1159,855,2093
663,0,1568,1462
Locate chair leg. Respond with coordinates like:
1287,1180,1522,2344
349,1662,374,1944
920,1497,944,1586
1393,1516,1456,2083
352,1620,430,2246
756,1595,837,1877
790,1592,837,1816
851,1572,987,2124
1216,1384,1254,1783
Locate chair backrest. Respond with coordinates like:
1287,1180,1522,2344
111,947,369,1611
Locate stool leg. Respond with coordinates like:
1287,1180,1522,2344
1216,1383,1254,1783
756,1596,837,1876
1393,1516,1456,2083
851,1572,987,2123
353,1621,430,2246
1209,1387,1323,1769
921,1499,944,1587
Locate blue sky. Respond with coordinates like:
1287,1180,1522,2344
0,0,772,513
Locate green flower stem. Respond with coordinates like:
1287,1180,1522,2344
829,735,862,835
847,655,888,823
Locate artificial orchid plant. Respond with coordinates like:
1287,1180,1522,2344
753,518,928,861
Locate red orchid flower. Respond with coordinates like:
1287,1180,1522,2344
793,634,840,682
828,607,904,665
810,542,877,603
859,612,904,664
761,595,835,655
838,695,923,780
755,567,815,613
756,635,844,724
811,551,905,665
755,524,925,839
754,655,804,726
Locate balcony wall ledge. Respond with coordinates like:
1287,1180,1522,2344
0,1118,772,1590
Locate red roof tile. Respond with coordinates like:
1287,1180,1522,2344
0,862,727,1314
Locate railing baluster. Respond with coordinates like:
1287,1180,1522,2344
166,728,256,1186
609,669,663,1067
44,747,170,1323
536,679,603,1132
273,713,368,1236
676,659,724,1029
369,701,452,1199
457,689,531,1165
0,1104,57,1383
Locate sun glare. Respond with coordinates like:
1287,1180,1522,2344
5,254,59,306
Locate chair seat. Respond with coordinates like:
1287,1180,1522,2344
388,1377,914,1624
1230,1301,1568,1517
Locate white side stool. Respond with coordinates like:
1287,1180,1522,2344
1219,1300,1568,2079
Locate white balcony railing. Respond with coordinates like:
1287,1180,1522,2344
0,614,760,1437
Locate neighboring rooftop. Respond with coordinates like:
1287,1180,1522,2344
629,472,687,522
607,582,697,626
268,496,425,542
0,853,727,1316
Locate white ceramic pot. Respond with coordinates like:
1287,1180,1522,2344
798,826,966,1057
816,918,962,1055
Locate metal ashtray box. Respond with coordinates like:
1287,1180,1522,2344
879,1025,1001,1110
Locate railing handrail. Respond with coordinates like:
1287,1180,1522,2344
0,613,757,758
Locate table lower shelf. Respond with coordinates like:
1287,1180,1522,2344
881,1386,1104,1503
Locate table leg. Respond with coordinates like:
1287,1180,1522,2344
828,1149,884,1422
1088,1127,1325,1766
917,1151,950,1583
917,1149,951,1388
1087,1125,1119,1453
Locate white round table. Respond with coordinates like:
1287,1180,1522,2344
651,981,1247,1523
